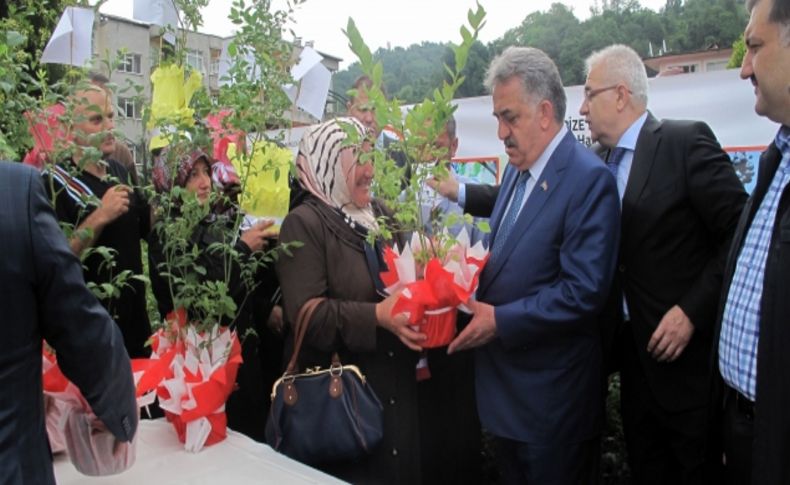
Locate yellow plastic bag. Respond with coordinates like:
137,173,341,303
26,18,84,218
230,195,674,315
231,141,291,228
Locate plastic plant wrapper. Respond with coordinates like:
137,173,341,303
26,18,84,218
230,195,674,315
379,228,489,347
22,104,70,169
230,141,291,230
134,308,243,452
41,349,137,476
148,65,203,150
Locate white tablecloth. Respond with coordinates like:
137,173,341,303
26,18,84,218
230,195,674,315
54,419,346,484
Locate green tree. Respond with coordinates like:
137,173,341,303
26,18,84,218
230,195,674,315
728,34,745,68
441,40,490,98
662,0,747,52
333,0,748,97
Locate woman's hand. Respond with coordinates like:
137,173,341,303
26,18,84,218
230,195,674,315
240,219,277,252
375,292,427,352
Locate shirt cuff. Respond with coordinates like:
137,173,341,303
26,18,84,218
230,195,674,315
458,182,467,209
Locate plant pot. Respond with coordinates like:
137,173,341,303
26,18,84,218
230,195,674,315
419,307,457,348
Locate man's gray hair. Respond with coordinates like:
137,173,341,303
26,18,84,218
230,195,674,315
484,46,567,123
585,44,649,106
747,0,790,45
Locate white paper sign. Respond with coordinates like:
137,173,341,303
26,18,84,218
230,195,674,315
283,46,331,120
218,37,259,86
133,0,179,44
41,7,95,67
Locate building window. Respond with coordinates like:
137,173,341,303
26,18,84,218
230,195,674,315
118,53,142,74
186,49,205,73
706,60,728,72
670,63,698,73
118,97,141,119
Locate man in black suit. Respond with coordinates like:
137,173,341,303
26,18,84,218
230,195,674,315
579,45,746,484
0,161,138,484
714,0,790,483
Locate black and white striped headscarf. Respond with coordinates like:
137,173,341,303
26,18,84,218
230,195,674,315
296,117,377,231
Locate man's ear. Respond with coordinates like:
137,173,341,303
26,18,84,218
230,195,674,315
616,84,631,112
538,99,554,129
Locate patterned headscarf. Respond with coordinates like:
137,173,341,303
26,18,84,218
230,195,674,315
152,143,212,193
296,117,377,231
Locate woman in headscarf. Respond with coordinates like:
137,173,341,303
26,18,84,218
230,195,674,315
147,143,279,442
276,117,426,484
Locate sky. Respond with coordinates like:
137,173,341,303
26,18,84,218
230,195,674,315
100,0,667,69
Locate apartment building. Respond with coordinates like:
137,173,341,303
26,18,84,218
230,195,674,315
93,14,341,174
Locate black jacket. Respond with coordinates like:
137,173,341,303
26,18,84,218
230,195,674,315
713,141,790,484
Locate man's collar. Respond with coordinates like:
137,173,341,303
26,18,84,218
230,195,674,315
528,124,568,180
614,111,649,151
776,125,790,157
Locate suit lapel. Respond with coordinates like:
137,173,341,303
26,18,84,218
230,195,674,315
621,113,661,232
480,131,573,292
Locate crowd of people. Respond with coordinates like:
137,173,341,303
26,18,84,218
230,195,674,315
2,0,788,483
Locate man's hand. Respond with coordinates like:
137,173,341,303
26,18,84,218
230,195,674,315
426,174,460,202
240,219,277,252
96,185,131,224
647,305,695,362
375,292,426,352
447,300,496,354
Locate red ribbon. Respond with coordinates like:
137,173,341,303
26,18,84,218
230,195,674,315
383,251,488,324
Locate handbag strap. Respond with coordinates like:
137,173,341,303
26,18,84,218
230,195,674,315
285,297,326,374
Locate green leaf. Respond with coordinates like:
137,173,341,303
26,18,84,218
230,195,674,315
6,31,26,48
344,18,373,69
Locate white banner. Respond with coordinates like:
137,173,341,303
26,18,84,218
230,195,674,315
454,69,777,159
272,69,776,192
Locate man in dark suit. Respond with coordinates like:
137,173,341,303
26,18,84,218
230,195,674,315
0,161,138,484
447,46,621,484
714,0,790,483
578,45,747,484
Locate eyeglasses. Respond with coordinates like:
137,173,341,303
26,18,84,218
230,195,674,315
583,84,621,102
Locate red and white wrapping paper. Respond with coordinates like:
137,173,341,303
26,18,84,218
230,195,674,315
133,309,242,453
380,228,489,347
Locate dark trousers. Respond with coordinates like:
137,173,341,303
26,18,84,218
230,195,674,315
492,436,599,485
417,345,482,485
722,386,754,485
620,364,712,484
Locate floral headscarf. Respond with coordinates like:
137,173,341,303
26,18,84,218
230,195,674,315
295,117,377,231
152,143,212,194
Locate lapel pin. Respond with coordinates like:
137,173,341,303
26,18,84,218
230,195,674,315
540,180,548,191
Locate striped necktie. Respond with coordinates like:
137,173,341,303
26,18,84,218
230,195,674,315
490,170,530,262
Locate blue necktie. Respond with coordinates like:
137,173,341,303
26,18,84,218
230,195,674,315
491,170,530,262
607,147,627,178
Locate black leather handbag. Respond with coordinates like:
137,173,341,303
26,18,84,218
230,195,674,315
264,297,384,465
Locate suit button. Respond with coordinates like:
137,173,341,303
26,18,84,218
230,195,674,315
618,264,626,273
387,351,394,358
392,448,399,456
389,397,396,405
